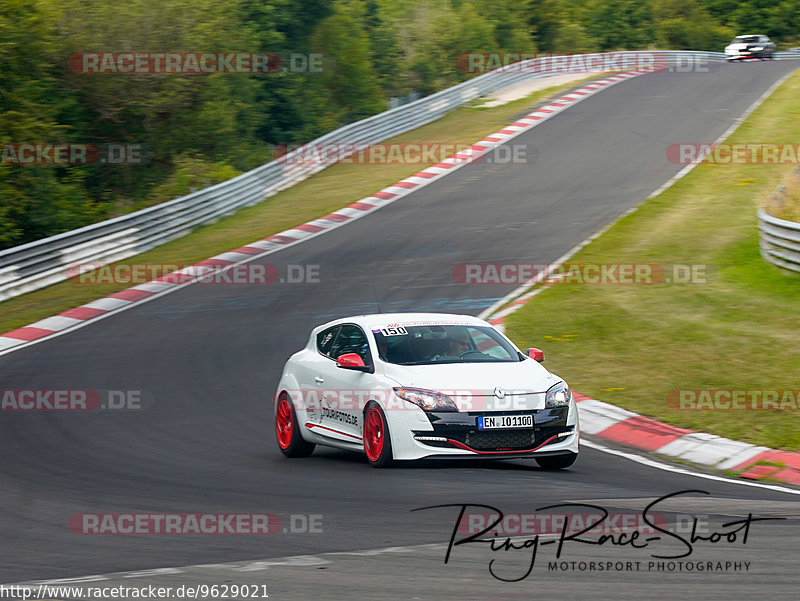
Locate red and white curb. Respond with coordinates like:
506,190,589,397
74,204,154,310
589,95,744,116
0,69,649,358
571,393,800,485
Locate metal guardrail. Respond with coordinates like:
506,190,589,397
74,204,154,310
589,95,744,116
759,210,800,273
759,164,800,273
3,50,795,301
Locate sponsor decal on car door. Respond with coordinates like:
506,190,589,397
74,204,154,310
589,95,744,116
319,324,372,441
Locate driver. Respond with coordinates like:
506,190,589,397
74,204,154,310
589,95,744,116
433,331,471,359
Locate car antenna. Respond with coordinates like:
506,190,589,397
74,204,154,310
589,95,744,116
372,284,383,314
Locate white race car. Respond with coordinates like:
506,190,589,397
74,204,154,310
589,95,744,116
273,313,579,468
724,35,775,61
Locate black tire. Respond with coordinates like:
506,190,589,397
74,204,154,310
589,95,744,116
363,402,394,468
275,394,315,458
536,453,577,470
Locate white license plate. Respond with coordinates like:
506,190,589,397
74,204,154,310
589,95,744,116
478,415,534,429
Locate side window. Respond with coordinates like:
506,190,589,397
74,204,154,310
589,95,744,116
329,324,372,363
469,328,506,358
316,326,340,358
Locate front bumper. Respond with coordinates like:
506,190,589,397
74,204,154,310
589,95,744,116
726,50,770,60
392,405,579,460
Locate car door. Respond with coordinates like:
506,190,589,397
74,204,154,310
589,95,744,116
319,324,375,442
296,325,340,428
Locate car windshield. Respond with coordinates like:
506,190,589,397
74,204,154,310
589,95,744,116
734,36,760,44
372,324,522,365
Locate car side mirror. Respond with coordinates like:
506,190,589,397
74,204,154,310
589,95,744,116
336,352,373,373
526,348,545,362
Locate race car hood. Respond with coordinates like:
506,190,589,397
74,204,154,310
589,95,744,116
726,43,761,52
382,359,563,396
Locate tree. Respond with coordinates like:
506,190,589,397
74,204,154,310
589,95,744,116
310,1,385,123
0,0,97,248
528,0,565,52
654,0,732,50
586,0,655,51
364,0,406,98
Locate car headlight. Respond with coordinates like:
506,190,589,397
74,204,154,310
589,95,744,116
545,382,572,408
751,46,763,51
393,387,459,412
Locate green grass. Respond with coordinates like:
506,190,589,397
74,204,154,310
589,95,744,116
0,75,600,334
505,69,800,452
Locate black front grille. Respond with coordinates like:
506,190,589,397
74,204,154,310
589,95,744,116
416,409,573,452
414,427,573,451
465,429,535,450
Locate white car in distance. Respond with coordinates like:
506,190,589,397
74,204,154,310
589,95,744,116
725,35,776,60
274,313,579,468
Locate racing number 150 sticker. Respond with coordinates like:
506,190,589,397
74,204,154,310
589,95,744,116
379,326,408,336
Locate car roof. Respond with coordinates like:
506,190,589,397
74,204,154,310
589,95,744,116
313,312,489,332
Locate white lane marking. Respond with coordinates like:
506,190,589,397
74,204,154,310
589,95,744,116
717,446,773,471
11,555,337,585
401,176,431,185
212,251,254,262
330,207,367,218
0,337,24,351
27,315,83,332
81,297,132,311
575,399,637,434
120,568,184,578
582,439,800,495
245,239,282,250
131,282,173,293
656,433,766,467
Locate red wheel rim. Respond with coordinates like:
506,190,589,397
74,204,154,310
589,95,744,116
276,398,293,449
364,407,384,462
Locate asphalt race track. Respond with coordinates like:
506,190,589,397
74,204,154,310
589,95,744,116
1,61,799,598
